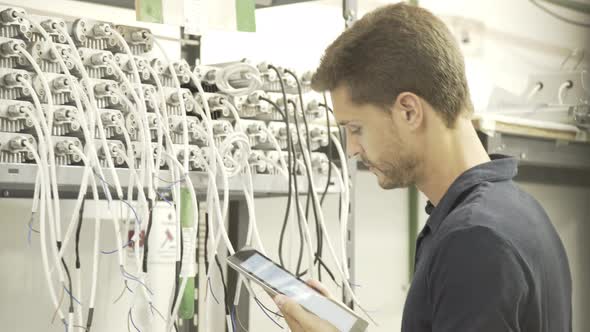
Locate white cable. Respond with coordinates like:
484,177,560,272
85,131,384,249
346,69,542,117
106,58,153,196
220,99,265,251
303,133,375,323
21,86,67,290
263,127,315,278
526,82,543,101
153,39,191,173
16,47,62,246
558,81,573,104
212,62,262,96
160,151,199,332
23,140,65,322
110,31,155,199
329,135,350,280
147,92,184,263
145,66,170,190
70,145,102,320
73,85,128,269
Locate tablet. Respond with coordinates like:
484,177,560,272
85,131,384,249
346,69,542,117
227,248,368,332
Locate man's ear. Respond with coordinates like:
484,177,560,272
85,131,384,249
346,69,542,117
392,92,424,131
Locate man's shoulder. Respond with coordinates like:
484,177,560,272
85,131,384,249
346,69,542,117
439,180,547,237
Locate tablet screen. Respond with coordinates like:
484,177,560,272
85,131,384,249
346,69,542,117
240,252,357,332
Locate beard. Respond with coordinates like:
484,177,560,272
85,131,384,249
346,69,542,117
366,152,419,190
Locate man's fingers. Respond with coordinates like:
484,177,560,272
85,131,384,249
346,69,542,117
283,313,305,332
306,279,332,299
274,294,311,320
274,294,338,331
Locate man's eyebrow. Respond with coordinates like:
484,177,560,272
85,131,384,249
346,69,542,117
338,120,350,126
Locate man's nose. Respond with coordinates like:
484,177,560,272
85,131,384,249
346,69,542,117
346,131,361,159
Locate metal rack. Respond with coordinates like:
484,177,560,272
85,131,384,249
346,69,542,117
0,163,338,198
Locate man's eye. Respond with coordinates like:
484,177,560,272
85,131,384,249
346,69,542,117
348,127,361,134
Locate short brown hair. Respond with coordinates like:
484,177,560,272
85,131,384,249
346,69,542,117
312,3,473,127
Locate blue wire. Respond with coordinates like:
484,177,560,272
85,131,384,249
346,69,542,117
93,172,113,207
63,286,82,306
26,214,40,246
155,190,173,207
129,307,142,332
119,199,142,227
101,240,133,255
120,267,154,295
93,172,142,228
230,306,237,332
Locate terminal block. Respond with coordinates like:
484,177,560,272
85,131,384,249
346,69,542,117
96,108,124,139
0,99,32,132
193,65,218,90
262,121,299,150
310,152,329,175
0,37,25,69
29,15,69,44
125,111,158,141
163,87,195,115
257,63,298,93
32,72,75,105
226,91,270,119
161,60,191,88
210,119,233,146
234,119,268,148
303,97,325,121
306,124,329,151
109,25,153,55
170,143,202,170
145,57,165,85
190,145,211,171
75,48,114,79
0,6,32,41
81,78,119,109
167,115,206,146
0,68,32,100
20,41,75,74
129,141,163,169
0,132,35,163
68,19,113,50
118,83,158,113
299,71,313,93
93,138,125,167
266,150,291,175
195,92,228,118
194,61,263,94
110,53,151,82
52,136,82,166
44,104,81,136
248,149,270,174
268,92,300,118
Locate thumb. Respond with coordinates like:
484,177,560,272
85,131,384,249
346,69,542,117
274,294,310,319
274,294,335,331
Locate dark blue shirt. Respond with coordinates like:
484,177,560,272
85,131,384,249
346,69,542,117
401,155,572,332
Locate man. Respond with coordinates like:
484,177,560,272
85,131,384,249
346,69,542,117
273,3,572,332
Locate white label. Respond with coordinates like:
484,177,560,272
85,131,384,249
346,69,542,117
149,204,178,263
183,0,203,35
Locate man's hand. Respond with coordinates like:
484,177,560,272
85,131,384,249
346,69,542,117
273,280,339,332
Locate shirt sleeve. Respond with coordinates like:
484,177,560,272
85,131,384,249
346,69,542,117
428,226,529,332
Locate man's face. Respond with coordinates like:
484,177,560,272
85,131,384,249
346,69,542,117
331,85,419,189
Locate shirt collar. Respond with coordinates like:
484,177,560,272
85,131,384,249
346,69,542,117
424,154,518,233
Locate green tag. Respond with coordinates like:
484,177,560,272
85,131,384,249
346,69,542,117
235,0,256,32
136,0,164,23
